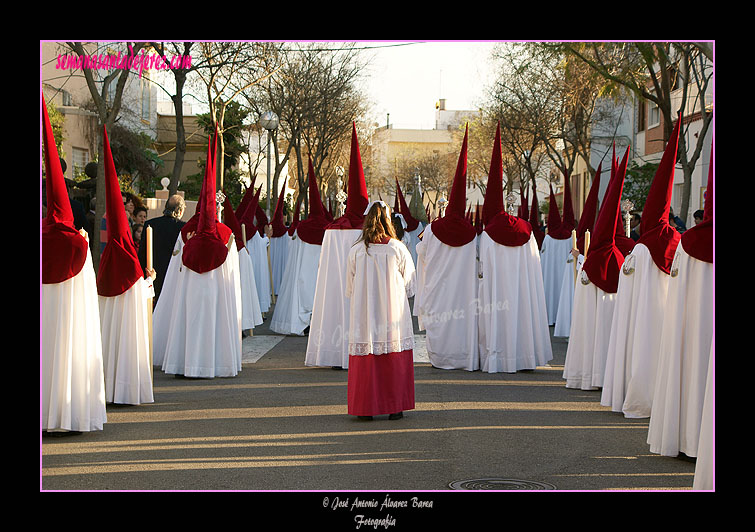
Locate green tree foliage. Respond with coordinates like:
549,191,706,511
623,160,658,213
195,100,249,207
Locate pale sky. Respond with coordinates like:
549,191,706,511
359,41,501,129
156,40,503,129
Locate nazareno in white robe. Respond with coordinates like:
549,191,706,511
562,262,617,390
42,247,107,432
238,245,263,331
477,232,553,373
600,244,671,418
693,337,714,490
404,222,423,267
248,231,271,313
270,233,291,296
270,231,322,336
413,223,479,371
305,228,362,368
540,234,574,325
152,234,184,368
553,253,582,338
98,275,155,405
159,238,243,378
646,242,714,458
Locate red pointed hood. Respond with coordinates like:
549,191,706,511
328,122,369,229
582,146,630,293
636,114,682,273
483,123,532,246
270,179,288,237
235,176,257,223
395,178,420,231
42,94,89,284
549,171,576,239
96,125,144,296
181,131,218,243
297,157,329,245
431,124,476,247
529,183,545,249
575,162,602,255
255,199,269,236
680,145,713,263
288,193,303,237
239,185,262,237
519,184,529,221
222,195,246,251
181,126,233,273
546,183,563,236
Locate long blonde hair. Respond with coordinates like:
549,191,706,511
356,202,397,252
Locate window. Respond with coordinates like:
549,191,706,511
637,98,646,131
72,147,89,178
648,98,660,129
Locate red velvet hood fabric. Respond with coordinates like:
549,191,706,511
395,178,420,231
296,157,329,245
636,114,682,273
237,185,262,241
482,123,532,246
547,172,576,239
582,146,630,294
327,122,369,230
288,194,302,237
680,147,713,263
575,162,602,255
270,180,289,237
42,95,89,284
222,195,246,251
96,125,144,296
528,185,545,249
431,124,477,247
182,127,233,273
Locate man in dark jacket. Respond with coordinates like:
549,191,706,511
138,194,186,304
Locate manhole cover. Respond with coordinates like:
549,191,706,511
448,478,557,490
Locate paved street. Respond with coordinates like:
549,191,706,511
41,301,698,501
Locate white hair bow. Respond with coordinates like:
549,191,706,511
363,200,389,215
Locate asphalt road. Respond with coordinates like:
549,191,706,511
41,301,703,521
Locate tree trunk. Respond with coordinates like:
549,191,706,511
170,71,187,196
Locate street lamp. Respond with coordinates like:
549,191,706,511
259,111,279,219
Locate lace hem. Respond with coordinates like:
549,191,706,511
349,336,415,356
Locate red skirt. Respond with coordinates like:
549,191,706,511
347,349,415,417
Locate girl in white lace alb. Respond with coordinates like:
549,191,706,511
345,201,417,420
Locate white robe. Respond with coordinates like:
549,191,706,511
238,246,263,330
414,223,479,371
405,223,423,268
305,229,362,368
562,263,617,390
693,338,715,490
98,276,155,405
160,242,243,378
477,232,553,373
540,234,574,325
270,233,291,295
42,248,107,432
600,244,671,418
553,254,582,338
248,232,271,313
647,242,714,457
270,232,322,336
152,234,184,368
345,238,416,356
